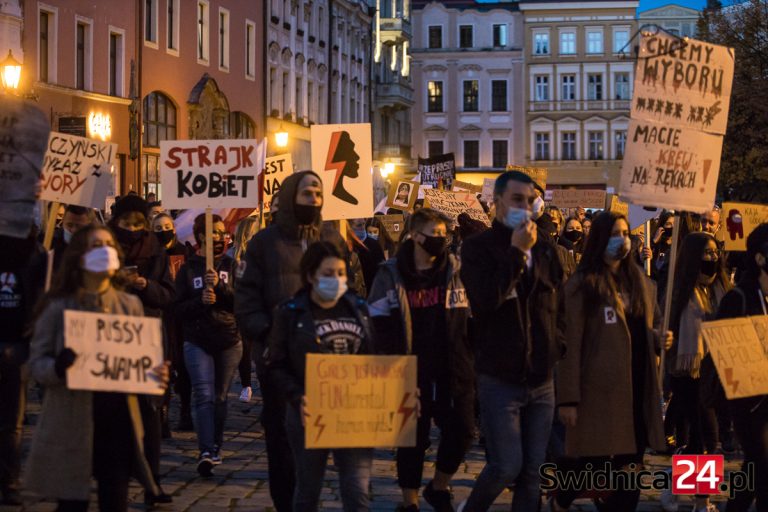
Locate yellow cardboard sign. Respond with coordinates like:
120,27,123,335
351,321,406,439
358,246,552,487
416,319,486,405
506,164,548,191
608,194,629,217
304,354,418,448
722,202,768,252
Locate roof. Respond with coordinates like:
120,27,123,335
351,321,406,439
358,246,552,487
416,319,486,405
412,0,519,12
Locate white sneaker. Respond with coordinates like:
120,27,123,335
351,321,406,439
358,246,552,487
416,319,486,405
660,488,679,512
239,386,252,403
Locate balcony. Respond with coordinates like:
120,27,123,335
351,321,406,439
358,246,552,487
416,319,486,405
526,99,633,113
379,17,411,45
375,81,414,110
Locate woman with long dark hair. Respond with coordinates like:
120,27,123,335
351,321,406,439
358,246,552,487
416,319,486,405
552,212,670,511
558,216,585,264
25,225,168,511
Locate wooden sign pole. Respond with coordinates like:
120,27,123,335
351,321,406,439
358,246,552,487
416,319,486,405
204,208,213,273
659,213,681,387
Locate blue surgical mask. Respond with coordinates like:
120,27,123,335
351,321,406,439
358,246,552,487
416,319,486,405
62,228,74,244
605,235,631,260
315,276,348,302
353,229,367,241
368,234,379,241
503,206,532,230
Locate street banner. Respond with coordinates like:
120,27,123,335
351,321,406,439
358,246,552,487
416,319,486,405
423,189,490,227
64,310,164,395
304,354,418,448
550,189,606,209
481,178,495,204
380,214,405,241
507,165,548,192
418,153,455,190
633,32,735,136
721,202,768,251
701,317,768,400
160,139,266,209
0,98,49,238
607,194,629,216
311,123,373,221
40,132,115,209
386,180,419,212
262,153,293,212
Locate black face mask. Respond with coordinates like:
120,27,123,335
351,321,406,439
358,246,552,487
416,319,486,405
294,204,320,225
418,234,447,258
213,240,226,257
115,226,145,246
700,259,718,278
661,228,673,240
154,230,175,247
564,230,583,243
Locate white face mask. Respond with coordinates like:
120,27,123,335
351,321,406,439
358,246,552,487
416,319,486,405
82,246,121,274
315,276,348,302
531,196,545,220
63,229,74,244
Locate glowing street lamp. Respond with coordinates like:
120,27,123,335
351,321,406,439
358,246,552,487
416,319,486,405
1,50,21,92
275,123,289,148
380,162,395,178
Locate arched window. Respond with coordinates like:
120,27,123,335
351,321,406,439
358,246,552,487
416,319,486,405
229,111,255,139
143,91,177,148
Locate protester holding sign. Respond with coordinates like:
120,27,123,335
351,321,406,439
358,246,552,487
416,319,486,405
25,225,169,511
267,241,374,511
368,208,474,512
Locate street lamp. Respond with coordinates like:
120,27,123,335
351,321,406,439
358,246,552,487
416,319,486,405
275,123,289,148
380,162,395,178
1,50,21,92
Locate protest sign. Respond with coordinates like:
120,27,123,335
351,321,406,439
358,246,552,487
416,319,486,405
380,214,405,241
0,98,50,238
607,194,629,216
304,354,418,448
481,178,495,204
721,202,768,252
418,153,455,190
423,189,490,227
550,189,606,209
633,33,735,135
262,153,293,212
311,124,373,220
40,133,116,209
160,139,266,209
507,165,548,192
701,317,768,400
451,180,482,194
386,180,419,212
64,310,164,395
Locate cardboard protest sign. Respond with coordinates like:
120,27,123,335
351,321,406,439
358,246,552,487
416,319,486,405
262,153,293,212
160,139,266,209
481,178,495,204
607,194,629,216
507,165,548,192
633,33,735,136
721,202,768,252
423,189,490,227
311,124,374,220
386,180,419,212
380,214,405,241
550,189,606,209
451,180,482,194
418,153,455,190
0,98,50,238
701,317,768,400
304,354,418,448
64,310,164,395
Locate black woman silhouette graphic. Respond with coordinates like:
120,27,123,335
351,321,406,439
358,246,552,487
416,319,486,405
323,131,360,205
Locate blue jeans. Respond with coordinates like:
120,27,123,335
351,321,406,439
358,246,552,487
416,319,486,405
285,406,372,512
184,341,243,454
464,375,555,512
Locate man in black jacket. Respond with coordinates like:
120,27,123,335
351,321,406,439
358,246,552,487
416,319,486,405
459,171,564,512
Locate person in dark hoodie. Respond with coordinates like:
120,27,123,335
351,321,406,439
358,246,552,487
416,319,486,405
368,208,474,512
47,205,95,272
234,170,346,512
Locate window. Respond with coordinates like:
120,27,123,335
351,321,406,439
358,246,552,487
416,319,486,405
428,26,442,49
230,112,255,139
427,81,443,113
143,91,177,148
39,11,50,82
246,20,256,79
493,24,507,48
491,80,507,111
560,31,576,54
535,133,550,160
534,32,549,55
219,8,229,70
589,131,604,160
463,80,478,112
141,154,160,198
464,140,479,168
428,140,444,157
613,29,629,54
535,75,550,101
587,30,603,54
282,72,290,116
561,74,576,100
145,0,157,44
75,21,91,90
492,140,508,168
615,72,630,100
167,0,179,52
587,74,603,100
615,130,627,159
109,31,124,96
197,1,210,63
296,75,303,120
561,132,576,160
459,25,473,49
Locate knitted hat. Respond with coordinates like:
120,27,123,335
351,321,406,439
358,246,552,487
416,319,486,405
112,194,149,220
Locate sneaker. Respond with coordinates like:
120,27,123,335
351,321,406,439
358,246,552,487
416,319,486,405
239,386,253,402
423,480,453,512
212,446,223,465
197,452,214,477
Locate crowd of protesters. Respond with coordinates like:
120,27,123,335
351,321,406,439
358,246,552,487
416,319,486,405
0,169,766,512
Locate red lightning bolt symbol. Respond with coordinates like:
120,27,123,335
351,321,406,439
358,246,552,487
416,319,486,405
313,414,327,443
323,131,346,190
724,368,740,395
397,392,416,434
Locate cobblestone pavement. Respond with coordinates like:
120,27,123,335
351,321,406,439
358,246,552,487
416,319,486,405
1,381,749,512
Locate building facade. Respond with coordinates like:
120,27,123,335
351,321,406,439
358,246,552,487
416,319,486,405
638,4,699,38
520,0,638,188
411,0,525,173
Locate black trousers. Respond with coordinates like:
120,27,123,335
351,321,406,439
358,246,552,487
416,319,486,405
671,376,719,454
140,396,162,485
0,347,25,492
726,399,768,512
238,336,253,388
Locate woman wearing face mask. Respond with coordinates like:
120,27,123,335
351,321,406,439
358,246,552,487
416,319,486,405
152,213,187,258
551,212,672,512
366,216,397,259
267,241,374,511
559,217,585,264
25,225,169,512
174,214,243,476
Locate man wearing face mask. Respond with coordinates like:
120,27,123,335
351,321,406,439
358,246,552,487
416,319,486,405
368,208,474,512
349,218,385,294
235,170,346,512
459,171,565,512
48,205,95,271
